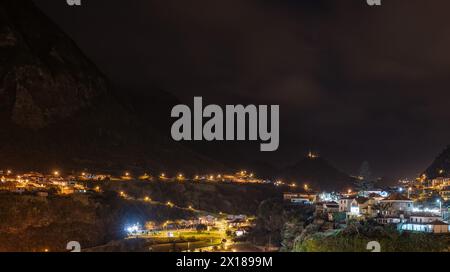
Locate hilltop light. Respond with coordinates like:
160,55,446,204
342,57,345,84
439,169,444,174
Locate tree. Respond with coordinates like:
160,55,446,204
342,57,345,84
355,161,376,193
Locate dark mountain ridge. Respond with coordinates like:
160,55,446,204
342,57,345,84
283,154,355,191
1,0,355,192
0,0,224,174
425,145,450,179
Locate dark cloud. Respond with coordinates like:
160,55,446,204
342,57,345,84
33,0,450,179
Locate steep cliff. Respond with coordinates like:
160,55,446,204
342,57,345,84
0,0,223,173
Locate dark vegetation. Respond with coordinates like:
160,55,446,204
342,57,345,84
103,180,282,215
293,221,450,252
0,191,193,252
425,145,450,179
248,198,315,250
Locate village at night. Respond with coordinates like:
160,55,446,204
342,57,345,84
1,0,450,257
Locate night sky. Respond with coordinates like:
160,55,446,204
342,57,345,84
33,0,450,180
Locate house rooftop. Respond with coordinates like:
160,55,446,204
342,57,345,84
317,201,338,206
355,197,369,204
411,213,442,217
428,220,449,226
408,220,449,226
383,193,412,201
368,193,382,198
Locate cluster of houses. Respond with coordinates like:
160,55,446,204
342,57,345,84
284,186,450,234
428,177,450,201
127,214,253,238
0,171,104,195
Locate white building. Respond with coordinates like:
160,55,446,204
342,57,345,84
400,220,449,233
347,197,379,220
376,216,406,225
379,193,413,217
339,197,355,212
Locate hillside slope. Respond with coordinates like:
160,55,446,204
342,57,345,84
283,155,355,191
424,145,450,179
0,0,223,174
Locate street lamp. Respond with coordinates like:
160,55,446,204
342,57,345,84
437,199,442,217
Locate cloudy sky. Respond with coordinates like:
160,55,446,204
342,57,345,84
33,0,450,179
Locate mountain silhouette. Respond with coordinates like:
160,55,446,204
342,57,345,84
0,0,223,174
424,145,450,179
283,153,355,191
